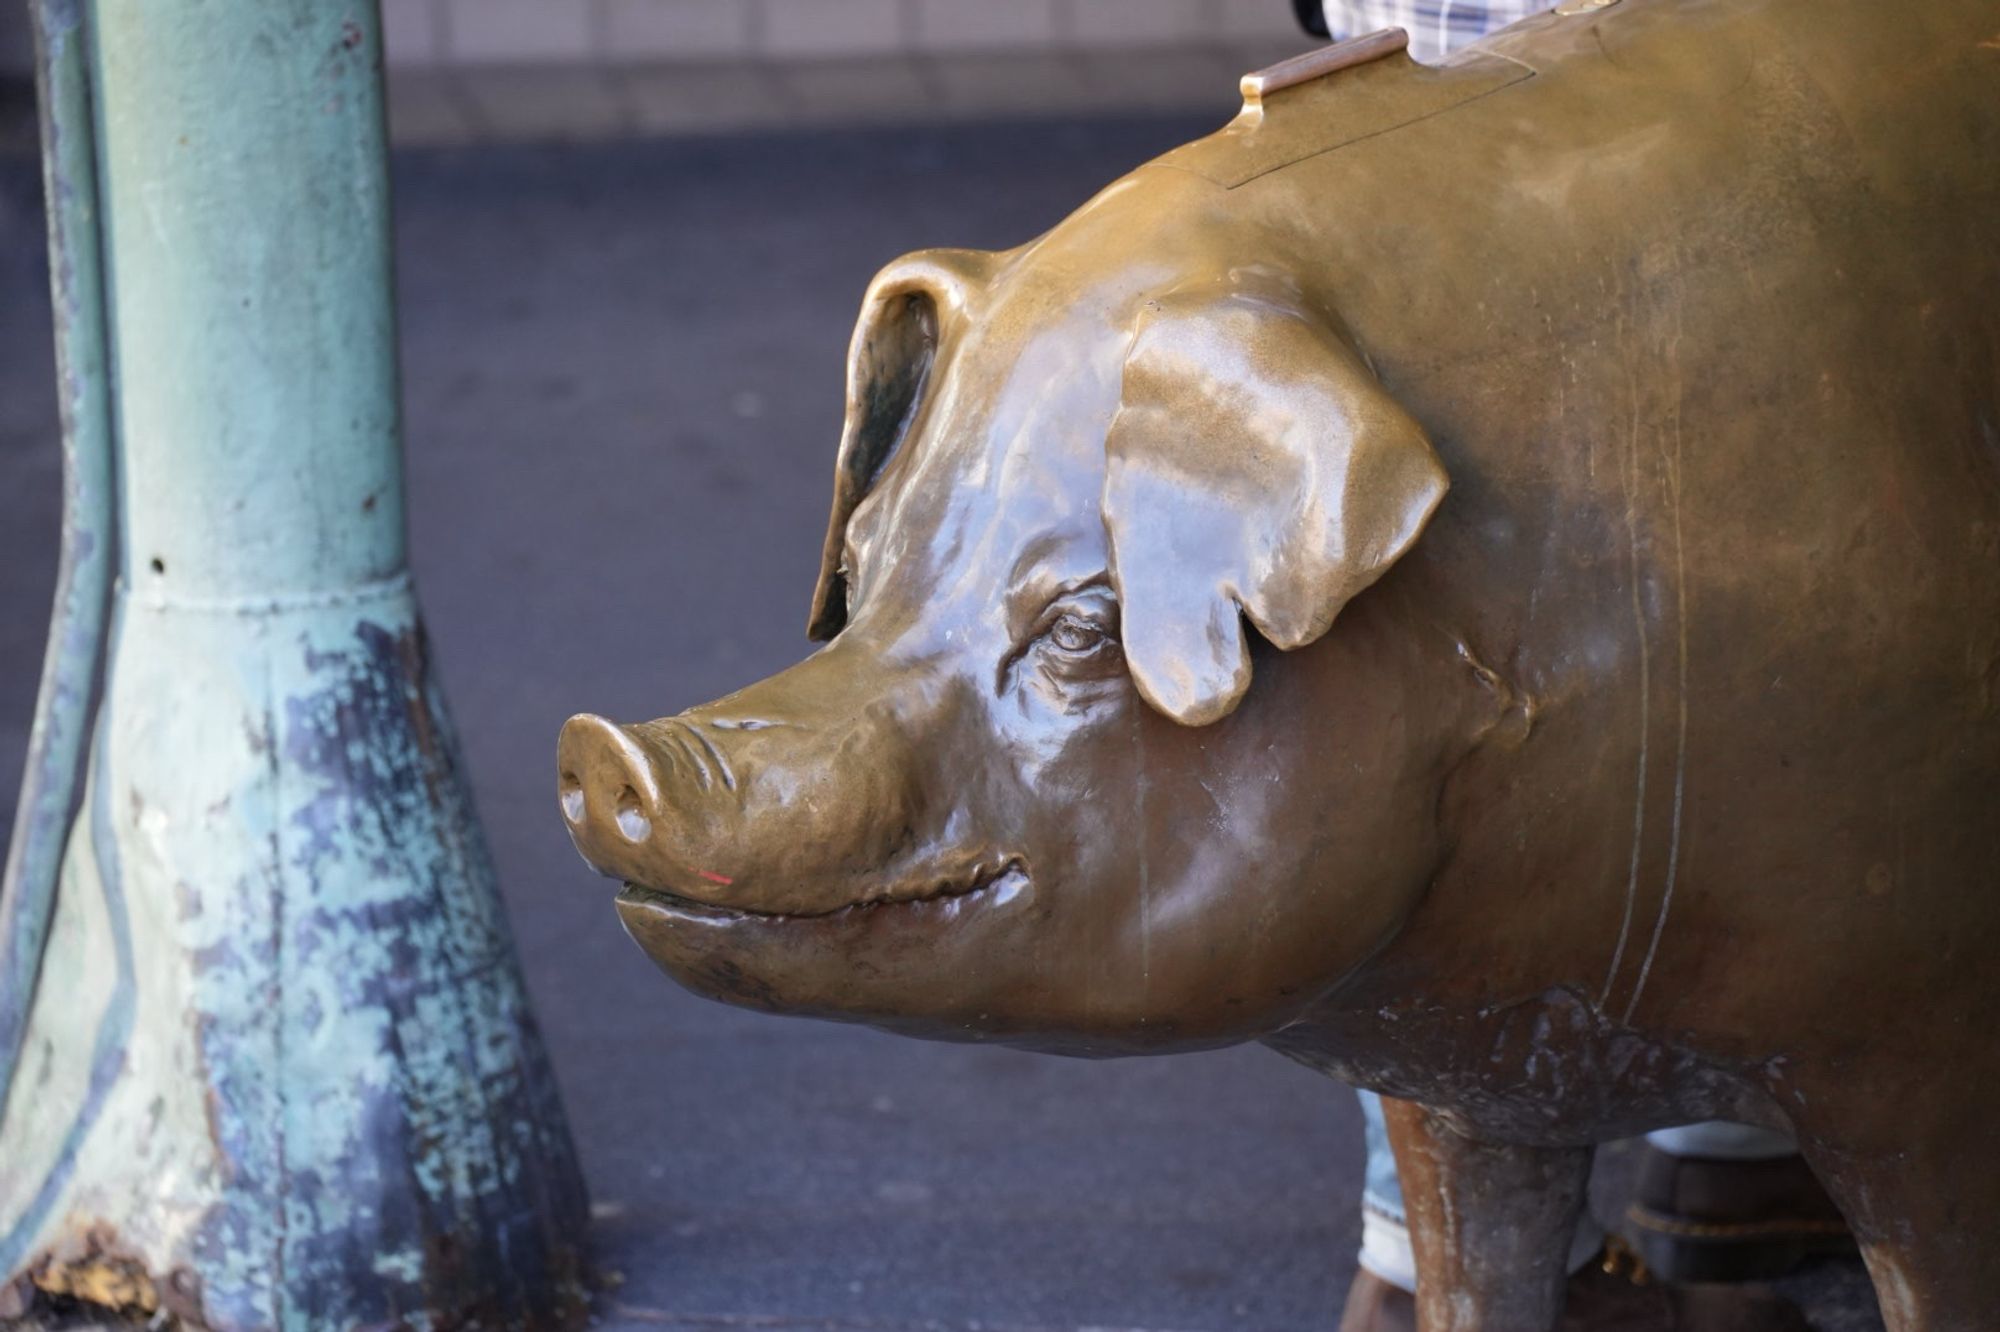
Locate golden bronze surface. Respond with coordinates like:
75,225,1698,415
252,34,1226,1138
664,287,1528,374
560,0,1999,1324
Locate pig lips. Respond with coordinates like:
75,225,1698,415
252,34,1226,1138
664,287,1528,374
617,857,1032,924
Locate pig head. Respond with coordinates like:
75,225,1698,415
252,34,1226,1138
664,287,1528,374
558,194,1485,1054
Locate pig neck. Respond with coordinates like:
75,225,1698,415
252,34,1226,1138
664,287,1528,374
1254,579,1771,1145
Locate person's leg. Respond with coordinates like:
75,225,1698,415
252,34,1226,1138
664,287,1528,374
1339,1091,1422,1331
1356,1088,1416,1291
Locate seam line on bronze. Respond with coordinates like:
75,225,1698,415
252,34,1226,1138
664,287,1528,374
1159,59,1537,191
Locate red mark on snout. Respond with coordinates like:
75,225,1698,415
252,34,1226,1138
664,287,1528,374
698,870,735,886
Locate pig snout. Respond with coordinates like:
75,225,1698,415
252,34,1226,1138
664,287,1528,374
558,713,678,877
557,682,933,914
560,711,779,901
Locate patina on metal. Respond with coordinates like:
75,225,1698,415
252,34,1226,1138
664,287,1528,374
561,0,1998,1327
0,0,115,1136
1,2,589,1326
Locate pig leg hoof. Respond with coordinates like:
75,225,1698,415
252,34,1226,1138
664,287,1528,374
1382,1096,1592,1332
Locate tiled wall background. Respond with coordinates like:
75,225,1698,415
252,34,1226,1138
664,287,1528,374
381,0,1305,67
0,4,1320,144
379,0,1316,143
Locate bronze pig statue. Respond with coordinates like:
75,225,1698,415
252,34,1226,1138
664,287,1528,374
559,0,2000,1325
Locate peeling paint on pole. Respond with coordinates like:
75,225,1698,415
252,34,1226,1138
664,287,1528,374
0,2,590,1327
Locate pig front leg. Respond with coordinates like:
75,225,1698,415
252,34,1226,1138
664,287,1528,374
1383,1096,1593,1332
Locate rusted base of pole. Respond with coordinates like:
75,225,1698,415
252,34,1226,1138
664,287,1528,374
0,587,591,1330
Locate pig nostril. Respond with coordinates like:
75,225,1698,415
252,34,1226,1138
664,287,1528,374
614,787,650,842
559,774,585,823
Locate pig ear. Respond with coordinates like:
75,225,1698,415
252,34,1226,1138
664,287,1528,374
1102,288,1448,726
807,248,997,641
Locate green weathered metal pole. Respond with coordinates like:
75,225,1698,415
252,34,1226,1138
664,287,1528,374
0,0,116,1127
0,3,590,1327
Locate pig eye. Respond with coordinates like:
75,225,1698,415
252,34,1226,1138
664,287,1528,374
1001,591,1124,695
1033,597,1123,681
1049,616,1104,654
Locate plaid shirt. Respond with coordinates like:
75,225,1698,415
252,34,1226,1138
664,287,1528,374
1322,0,1545,62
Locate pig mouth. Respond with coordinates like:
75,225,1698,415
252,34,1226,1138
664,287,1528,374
617,857,1031,923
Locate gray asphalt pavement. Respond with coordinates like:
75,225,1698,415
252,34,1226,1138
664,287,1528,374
0,117,1878,1332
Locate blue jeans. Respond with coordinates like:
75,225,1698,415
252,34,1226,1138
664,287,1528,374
1358,1086,1407,1226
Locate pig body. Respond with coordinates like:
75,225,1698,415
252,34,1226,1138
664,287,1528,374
561,0,2000,1326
